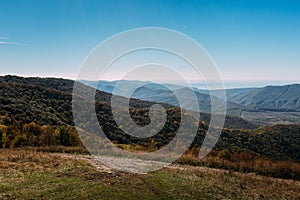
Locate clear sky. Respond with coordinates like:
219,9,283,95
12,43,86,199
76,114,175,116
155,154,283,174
1,0,300,82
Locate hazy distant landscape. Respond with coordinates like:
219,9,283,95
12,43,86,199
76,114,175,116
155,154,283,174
82,79,300,125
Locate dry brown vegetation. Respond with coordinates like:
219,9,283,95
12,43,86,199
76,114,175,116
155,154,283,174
1,148,300,199
177,148,300,180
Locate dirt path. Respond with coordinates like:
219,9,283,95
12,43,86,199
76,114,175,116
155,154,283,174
60,153,300,186
59,154,169,174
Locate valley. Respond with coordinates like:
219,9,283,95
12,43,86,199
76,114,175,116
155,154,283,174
82,79,300,125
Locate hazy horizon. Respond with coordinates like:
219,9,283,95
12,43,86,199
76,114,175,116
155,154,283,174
2,73,300,90
80,77,300,90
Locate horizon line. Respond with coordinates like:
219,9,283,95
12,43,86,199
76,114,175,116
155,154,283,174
1,74,300,82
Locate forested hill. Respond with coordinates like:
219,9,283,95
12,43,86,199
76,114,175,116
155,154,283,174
1,75,300,163
0,75,74,92
0,75,256,129
0,75,254,148
217,124,300,162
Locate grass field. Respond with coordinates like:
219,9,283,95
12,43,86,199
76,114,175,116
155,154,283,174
0,149,300,199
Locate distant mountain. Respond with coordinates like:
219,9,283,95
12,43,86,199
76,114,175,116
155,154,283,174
196,88,256,100
81,80,256,100
230,84,300,111
132,85,250,115
80,80,185,94
82,80,250,115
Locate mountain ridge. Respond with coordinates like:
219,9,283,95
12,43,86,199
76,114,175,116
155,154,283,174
230,84,300,111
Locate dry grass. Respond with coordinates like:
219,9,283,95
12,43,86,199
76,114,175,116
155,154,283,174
0,148,300,199
0,145,89,176
177,152,300,180
22,146,89,154
166,165,300,199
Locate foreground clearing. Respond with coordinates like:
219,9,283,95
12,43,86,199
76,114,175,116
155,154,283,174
0,149,299,199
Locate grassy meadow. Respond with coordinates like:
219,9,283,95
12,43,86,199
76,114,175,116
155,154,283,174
0,148,300,200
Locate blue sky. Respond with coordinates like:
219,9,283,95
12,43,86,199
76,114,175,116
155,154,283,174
1,0,300,83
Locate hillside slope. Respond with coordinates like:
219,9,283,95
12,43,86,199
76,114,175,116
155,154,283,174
0,75,255,130
2,76,300,163
83,80,249,116
230,84,300,111
216,124,300,162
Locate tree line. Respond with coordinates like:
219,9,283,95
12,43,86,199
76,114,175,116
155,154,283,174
0,116,81,148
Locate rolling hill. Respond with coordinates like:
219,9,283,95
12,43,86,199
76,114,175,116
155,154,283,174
0,75,256,148
1,76,300,163
82,80,250,116
0,75,254,129
230,84,300,111
196,87,256,100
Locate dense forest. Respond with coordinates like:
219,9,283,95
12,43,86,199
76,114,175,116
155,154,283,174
0,75,299,164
